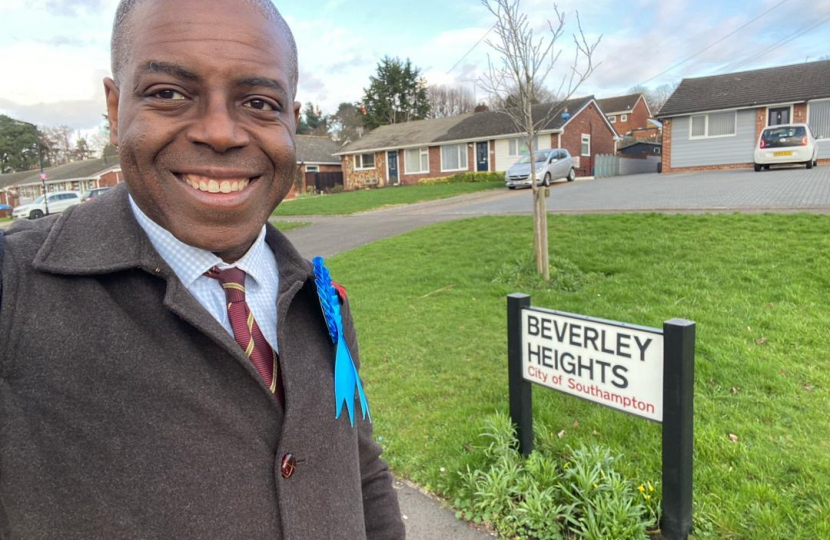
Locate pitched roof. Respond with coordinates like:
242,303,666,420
597,94,643,115
337,96,595,155
659,59,830,117
295,135,342,164
0,156,120,190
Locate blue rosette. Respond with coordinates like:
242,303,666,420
313,257,371,426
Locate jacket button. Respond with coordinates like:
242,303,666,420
281,453,297,479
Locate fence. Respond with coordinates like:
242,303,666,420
594,154,661,178
307,172,344,193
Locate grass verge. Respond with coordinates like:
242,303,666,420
271,220,311,233
328,213,830,540
272,182,503,216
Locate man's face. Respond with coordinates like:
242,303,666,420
104,0,301,262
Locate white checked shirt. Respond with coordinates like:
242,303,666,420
129,196,279,352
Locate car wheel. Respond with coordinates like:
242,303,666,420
29,209,44,219
764,165,770,170
754,163,761,172
567,168,576,182
507,186,515,190
543,173,551,187
806,159,813,170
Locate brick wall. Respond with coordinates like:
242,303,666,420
561,102,616,176
610,97,651,136
0,190,19,210
489,140,496,171
98,169,123,188
793,103,808,124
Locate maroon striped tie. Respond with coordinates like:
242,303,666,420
206,266,280,396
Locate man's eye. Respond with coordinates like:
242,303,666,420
245,99,277,111
153,89,186,100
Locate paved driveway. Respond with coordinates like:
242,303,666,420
454,166,830,215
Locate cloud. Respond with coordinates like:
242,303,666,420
43,0,109,16
0,96,107,131
323,0,347,11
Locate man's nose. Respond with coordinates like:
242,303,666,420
186,98,250,153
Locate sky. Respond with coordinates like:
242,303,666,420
0,0,828,138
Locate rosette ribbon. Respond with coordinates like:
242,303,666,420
313,257,371,426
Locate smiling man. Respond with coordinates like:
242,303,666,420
0,1,404,539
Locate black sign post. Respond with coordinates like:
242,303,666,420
507,293,533,457
507,293,695,540
661,319,695,540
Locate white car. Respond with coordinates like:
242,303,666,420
754,124,818,171
505,149,576,189
12,191,82,219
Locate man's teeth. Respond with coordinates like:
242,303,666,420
182,175,251,193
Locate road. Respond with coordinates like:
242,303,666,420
277,167,830,260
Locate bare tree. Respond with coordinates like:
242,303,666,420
479,0,600,281
427,85,477,118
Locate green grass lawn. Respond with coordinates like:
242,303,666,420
270,220,311,233
328,214,830,540
272,182,503,216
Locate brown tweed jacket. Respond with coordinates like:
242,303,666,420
0,184,404,540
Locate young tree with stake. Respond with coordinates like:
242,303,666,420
479,0,600,281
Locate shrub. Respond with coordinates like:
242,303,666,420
418,171,504,185
454,413,660,540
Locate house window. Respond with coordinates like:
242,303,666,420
306,165,320,173
768,107,791,126
441,144,468,172
809,100,830,140
404,147,429,174
609,116,616,124
581,134,591,157
508,136,539,157
355,153,375,170
621,114,628,122
689,111,737,139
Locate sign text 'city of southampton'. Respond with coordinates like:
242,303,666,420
522,308,664,422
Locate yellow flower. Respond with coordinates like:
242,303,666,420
648,482,655,493
645,495,652,501
638,485,645,493
593,483,598,489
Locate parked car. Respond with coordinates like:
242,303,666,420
505,149,576,189
11,191,82,219
82,187,112,202
754,124,818,171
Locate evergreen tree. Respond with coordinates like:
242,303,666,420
361,57,430,130
0,115,40,173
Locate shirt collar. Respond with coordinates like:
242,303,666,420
128,195,268,288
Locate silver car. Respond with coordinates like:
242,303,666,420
505,149,576,189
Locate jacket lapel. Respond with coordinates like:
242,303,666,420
31,184,282,402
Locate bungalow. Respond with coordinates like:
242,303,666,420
597,93,653,137
0,156,122,205
335,96,618,189
658,59,830,173
290,135,343,197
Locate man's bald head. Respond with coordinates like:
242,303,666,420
110,0,298,95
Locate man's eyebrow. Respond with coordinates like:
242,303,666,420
237,77,287,95
136,61,200,82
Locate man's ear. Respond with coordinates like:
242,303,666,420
293,101,301,132
103,78,121,146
